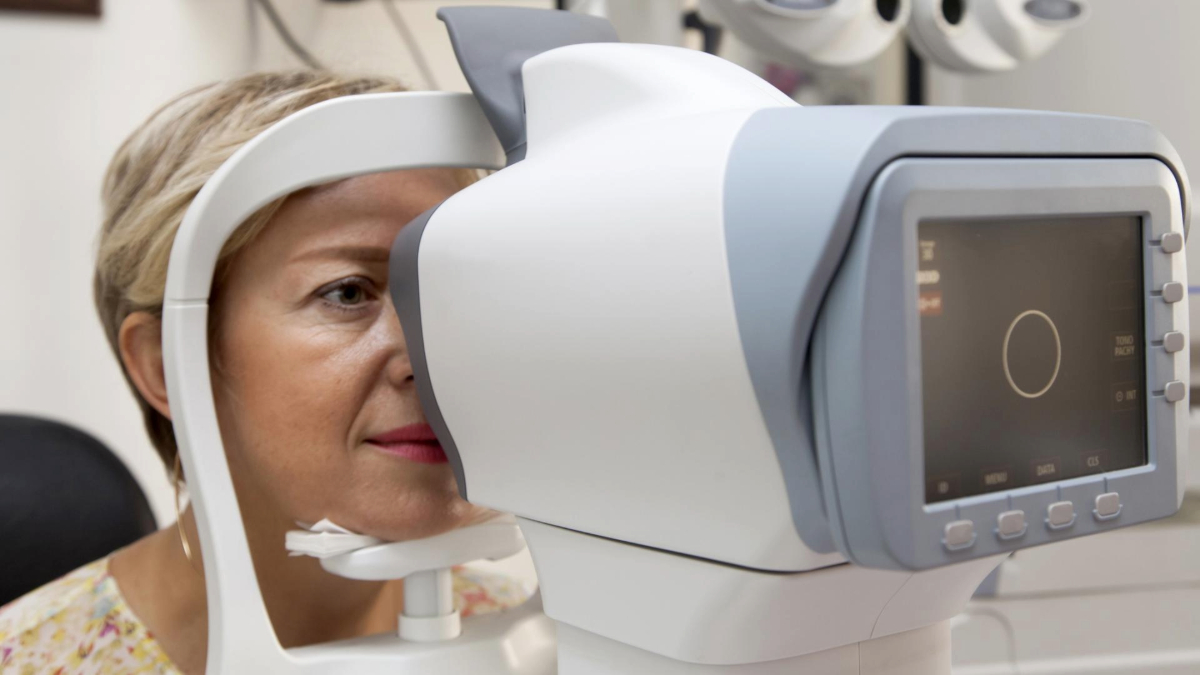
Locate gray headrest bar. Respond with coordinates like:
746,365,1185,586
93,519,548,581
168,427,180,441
437,6,620,165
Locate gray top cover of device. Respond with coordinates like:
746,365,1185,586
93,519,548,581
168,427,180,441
437,6,618,165
395,6,1192,563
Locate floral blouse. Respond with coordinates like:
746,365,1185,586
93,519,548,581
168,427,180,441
0,558,528,674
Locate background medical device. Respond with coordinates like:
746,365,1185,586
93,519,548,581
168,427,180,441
908,0,1089,72
161,5,1188,673
696,0,911,69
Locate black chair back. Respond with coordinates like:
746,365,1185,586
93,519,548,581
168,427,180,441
0,414,156,605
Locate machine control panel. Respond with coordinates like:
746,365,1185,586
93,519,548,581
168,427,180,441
814,156,1189,571
940,491,1134,551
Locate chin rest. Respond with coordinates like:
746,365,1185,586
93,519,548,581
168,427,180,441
0,414,156,605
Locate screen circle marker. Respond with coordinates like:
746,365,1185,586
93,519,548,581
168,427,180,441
1002,310,1062,399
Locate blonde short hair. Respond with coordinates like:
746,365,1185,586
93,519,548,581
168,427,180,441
94,71,474,469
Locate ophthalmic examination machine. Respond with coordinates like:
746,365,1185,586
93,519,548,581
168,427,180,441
159,7,1190,674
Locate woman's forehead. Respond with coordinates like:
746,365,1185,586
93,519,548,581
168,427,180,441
300,169,460,217
260,169,461,258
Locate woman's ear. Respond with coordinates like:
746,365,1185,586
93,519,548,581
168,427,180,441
119,311,171,421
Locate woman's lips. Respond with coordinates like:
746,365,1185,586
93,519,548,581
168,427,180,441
365,424,448,464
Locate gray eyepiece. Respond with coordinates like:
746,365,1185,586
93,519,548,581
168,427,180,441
1024,0,1084,22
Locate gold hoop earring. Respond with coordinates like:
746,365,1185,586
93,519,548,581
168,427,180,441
173,453,199,572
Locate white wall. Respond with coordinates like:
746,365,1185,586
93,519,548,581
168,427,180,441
927,0,1200,275
0,0,543,527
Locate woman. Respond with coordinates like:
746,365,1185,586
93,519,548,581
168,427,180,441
0,71,524,673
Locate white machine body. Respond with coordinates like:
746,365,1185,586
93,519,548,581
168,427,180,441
408,34,1190,577
418,43,837,573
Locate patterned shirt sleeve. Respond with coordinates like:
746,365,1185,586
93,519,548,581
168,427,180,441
0,558,179,674
453,566,533,618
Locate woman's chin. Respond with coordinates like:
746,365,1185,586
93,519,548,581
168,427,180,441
344,496,492,543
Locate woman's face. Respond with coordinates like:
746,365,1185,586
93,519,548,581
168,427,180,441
211,169,489,541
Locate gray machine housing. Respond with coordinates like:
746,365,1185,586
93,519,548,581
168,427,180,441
722,106,1190,569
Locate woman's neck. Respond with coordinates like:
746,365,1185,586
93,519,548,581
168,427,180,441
235,500,401,647
111,502,401,674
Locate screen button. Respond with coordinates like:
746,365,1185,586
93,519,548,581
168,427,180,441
1080,450,1106,473
919,290,944,317
1112,382,1140,411
1046,501,1076,529
1111,332,1138,359
1094,492,1121,520
1164,332,1186,353
927,474,961,501
919,239,936,262
1031,457,1062,483
980,466,1013,490
1160,232,1184,254
1165,381,1186,403
944,520,976,551
1162,281,1185,304
996,510,1026,540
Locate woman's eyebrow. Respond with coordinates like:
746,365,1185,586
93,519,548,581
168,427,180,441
290,245,391,264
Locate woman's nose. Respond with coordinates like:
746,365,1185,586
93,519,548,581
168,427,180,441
381,303,414,386
384,348,414,386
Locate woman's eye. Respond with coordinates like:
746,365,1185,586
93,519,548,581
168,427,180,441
317,278,376,310
328,285,363,305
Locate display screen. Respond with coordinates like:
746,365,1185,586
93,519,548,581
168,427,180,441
919,216,1147,503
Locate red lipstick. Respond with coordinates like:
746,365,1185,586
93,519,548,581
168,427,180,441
365,424,448,464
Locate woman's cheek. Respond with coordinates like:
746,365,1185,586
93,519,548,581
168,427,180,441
335,465,474,540
219,343,359,511
221,309,473,540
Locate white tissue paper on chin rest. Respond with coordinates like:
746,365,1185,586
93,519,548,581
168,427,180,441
285,518,383,559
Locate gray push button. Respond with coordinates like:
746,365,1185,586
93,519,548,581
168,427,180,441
1046,501,1075,529
996,510,1026,539
1162,281,1185,304
944,520,975,550
1165,381,1186,402
1094,492,1121,520
1160,232,1184,254
1164,331,1186,353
